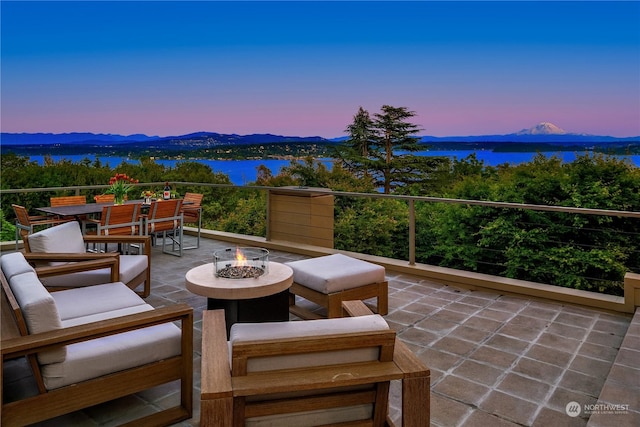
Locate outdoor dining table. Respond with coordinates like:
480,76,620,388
36,200,150,219
36,198,194,218
36,199,193,238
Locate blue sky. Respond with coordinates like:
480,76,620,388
2,1,639,138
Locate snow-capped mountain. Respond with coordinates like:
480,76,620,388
418,122,638,145
516,122,568,135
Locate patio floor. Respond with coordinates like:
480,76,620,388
3,236,638,426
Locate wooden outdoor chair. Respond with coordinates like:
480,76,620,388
23,221,152,298
83,203,143,253
11,204,72,250
1,251,193,427
93,193,115,203
200,300,430,427
49,195,93,230
144,199,184,257
181,192,203,249
49,195,87,207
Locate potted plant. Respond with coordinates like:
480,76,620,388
105,173,138,205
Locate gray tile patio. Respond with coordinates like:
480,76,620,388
3,236,638,426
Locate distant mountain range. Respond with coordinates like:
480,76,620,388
1,123,638,149
417,122,639,145
0,131,328,146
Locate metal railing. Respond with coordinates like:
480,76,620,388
2,182,639,297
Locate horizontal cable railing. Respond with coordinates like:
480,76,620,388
2,182,639,296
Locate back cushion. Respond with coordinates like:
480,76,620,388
10,271,66,364
230,314,390,373
1,252,36,280
27,221,86,264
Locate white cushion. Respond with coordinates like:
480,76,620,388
230,314,389,372
27,221,86,256
51,282,147,322
39,255,148,289
41,321,182,390
285,254,386,293
8,271,66,364
1,252,36,280
43,284,178,391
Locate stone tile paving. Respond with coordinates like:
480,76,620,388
384,269,636,427
3,236,637,426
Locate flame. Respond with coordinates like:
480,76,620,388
235,247,247,266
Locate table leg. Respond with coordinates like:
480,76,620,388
207,290,290,338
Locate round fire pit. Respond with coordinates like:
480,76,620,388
214,247,269,279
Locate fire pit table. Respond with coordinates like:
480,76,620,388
185,248,293,336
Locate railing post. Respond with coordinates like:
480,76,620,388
266,189,271,241
409,199,416,266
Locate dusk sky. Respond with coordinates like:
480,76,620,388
2,1,639,138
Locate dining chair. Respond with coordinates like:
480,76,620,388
86,204,142,253
49,195,91,231
181,192,203,249
11,204,73,250
49,195,87,207
93,194,115,203
93,204,141,236
143,199,184,257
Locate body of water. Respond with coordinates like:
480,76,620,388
27,151,640,186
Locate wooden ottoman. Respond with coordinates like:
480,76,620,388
286,254,388,319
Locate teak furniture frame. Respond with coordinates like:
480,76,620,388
181,192,203,249
11,204,73,250
200,300,430,427
289,280,389,319
0,258,194,427
144,199,184,257
49,195,87,207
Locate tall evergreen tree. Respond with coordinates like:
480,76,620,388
371,105,422,193
337,106,376,181
340,104,445,194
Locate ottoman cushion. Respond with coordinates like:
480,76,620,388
285,254,385,294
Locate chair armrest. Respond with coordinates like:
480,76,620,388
342,299,431,426
1,303,193,359
341,300,375,317
24,252,118,263
394,339,431,427
24,253,120,282
82,235,152,256
393,340,429,378
201,310,233,400
29,217,73,226
28,214,51,221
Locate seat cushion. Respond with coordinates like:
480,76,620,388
42,285,179,390
41,316,182,390
1,252,36,280
39,255,148,289
51,282,147,322
285,254,386,294
230,314,389,373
